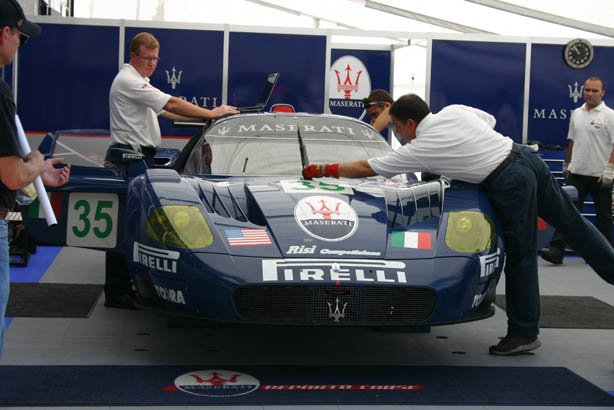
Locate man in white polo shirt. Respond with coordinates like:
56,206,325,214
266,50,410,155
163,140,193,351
541,76,614,265
104,32,238,309
302,93,614,356
108,31,238,167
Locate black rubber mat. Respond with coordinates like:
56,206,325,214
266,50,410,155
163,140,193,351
495,295,614,329
6,283,103,318
0,365,613,406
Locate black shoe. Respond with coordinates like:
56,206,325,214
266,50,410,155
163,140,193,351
104,293,139,310
540,247,563,265
489,335,541,356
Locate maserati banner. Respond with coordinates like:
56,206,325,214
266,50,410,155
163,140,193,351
528,43,614,147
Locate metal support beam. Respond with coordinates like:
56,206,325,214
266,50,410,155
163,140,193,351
466,0,614,38
245,0,358,29
365,0,493,34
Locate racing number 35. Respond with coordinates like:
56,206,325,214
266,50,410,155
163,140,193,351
67,193,119,248
281,180,353,194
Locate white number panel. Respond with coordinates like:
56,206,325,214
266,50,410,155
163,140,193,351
67,193,119,248
280,179,354,194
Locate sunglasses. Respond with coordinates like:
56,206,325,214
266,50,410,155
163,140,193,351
136,54,161,63
18,31,29,45
364,101,388,107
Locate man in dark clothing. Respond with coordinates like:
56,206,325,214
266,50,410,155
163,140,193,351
0,0,71,355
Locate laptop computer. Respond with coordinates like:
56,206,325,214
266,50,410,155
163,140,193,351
238,72,280,113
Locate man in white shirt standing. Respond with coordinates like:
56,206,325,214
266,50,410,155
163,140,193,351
104,32,238,309
541,76,614,265
302,93,614,355
108,31,238,167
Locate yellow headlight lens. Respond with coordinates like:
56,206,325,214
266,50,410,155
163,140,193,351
146,205,213,249
445,211,495,253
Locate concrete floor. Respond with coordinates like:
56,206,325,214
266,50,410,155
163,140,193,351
2,246,614,409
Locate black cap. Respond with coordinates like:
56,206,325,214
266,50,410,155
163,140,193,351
362,89,394,107
0,0,41,39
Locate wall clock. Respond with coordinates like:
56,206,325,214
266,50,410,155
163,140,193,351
564,38,594,69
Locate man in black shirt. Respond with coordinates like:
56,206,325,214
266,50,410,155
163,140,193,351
0,0,71,356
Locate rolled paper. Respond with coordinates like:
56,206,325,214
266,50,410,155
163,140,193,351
15,114,57,226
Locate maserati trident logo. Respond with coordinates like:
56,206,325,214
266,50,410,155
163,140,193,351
166,66,183,89
190,371,240,386
174,369,260,397
327,297,347,322
328,55,371,119
569,81,584,103
294,195,358,241
334,64,363,100
306,198,341,219
215,126,232,136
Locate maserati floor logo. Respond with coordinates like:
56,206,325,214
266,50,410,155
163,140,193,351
294,195,358,241
329,55,371,119
174,369,260,397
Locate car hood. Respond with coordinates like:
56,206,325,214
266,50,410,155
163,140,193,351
186,176,445,258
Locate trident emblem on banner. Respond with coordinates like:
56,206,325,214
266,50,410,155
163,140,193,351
166,67,183,90
334,64,363,100
568,82,583,103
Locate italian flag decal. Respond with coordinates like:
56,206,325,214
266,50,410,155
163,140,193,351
391,231,432,249
27,192,62,220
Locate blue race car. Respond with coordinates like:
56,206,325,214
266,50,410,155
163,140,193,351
22,112,505,327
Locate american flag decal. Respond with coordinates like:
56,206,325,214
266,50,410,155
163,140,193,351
224,228,272,246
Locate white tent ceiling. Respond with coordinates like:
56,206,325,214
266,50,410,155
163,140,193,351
74,0,614,40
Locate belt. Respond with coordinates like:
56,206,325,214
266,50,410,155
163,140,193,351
481,143,522,188
0,207,9,220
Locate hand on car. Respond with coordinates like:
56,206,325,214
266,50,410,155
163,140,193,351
301,163,339,180
211,104,239,119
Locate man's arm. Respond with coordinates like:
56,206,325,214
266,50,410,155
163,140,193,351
302,160,377,179
163,97,238,120
598,145,614,187
0,152,45,190
338,160,378,178
371,107,391,132
565,140,574,163
0,152,70,190
160,111,204,122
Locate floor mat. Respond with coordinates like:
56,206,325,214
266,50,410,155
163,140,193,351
495,295,614,329
6,283,103,318
0,365,612,406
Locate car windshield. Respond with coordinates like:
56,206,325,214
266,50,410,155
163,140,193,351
183,114,393,176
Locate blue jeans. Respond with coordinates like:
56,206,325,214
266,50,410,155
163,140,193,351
0,219,9,356
483,146,614,337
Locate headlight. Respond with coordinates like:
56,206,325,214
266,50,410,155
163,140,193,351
146,205,213,249
445,211,495,253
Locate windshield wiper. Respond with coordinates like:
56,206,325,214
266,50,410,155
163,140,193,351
242,157,249,175
296,123,310,170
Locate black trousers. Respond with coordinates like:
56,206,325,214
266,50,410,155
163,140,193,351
104,252,132,298
103,143,155,298
549,173,613,251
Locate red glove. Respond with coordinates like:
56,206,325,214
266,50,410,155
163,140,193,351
302,163,339,180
